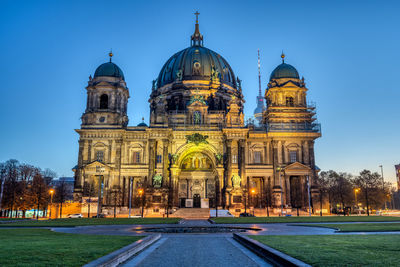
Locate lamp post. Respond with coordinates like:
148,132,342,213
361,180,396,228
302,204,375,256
277,167,284,215
96,166,105,218
354,188,359,215
307,175,312,217
251,188,256,216
354,188,359,206
138,189,144,218
379,165,387,210
49,189,54,219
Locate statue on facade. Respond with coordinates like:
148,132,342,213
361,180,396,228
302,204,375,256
152,80,157,91
211,65,219,82
232,174,241,189
176,69,183,81
153,173,162,188
215,153,223,165
236,77,242,92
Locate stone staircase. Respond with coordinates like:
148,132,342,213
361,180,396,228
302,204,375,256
172,208,210,219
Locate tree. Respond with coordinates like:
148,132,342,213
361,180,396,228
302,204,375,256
333,172,353,214
55,180,68,218
2,160,20,217
316,171,332,216
354,170,382,216
0,163,6,216
31,171,49,219
83,182,96,218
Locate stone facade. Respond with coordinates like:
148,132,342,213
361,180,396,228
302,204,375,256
73,19,321,215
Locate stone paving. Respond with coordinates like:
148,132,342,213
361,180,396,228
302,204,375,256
49,219,400,266
121,234,271,267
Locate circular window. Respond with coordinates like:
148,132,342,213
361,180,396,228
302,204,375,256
193,61,201,69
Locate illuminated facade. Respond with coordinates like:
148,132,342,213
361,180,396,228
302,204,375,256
73,17,322,215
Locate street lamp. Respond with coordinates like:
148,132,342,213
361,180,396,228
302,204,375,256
138,189,144,218
354,188,359,215
250,188,256,216
379,165,387,210
49,189,54,219
276,167,284,215
95,166,105,218
354,188,359,206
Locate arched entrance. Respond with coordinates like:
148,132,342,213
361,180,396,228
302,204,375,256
177,151,217,208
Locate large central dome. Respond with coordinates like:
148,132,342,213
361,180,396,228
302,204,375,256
157,46,236,89
156,16,236,89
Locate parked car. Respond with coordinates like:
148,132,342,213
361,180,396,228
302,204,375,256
210,209,234,217
239,212,255,217
67,214,82,218
92,214,106,218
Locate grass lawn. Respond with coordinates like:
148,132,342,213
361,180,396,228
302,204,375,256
0,218,30,221
212,216,400,224
0,217,180,227
0,229,142,266
299,223,400,232
251,235,400,267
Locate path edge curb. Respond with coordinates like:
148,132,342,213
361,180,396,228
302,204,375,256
233,233,311,267
83,234,161,267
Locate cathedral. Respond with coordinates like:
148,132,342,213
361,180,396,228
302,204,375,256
73,15,322,216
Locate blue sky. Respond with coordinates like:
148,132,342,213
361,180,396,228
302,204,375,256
0,0,399,184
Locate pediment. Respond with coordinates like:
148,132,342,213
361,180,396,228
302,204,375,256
284,162,311,171
280,81,300,88
187,100,207,108
83,161,112,173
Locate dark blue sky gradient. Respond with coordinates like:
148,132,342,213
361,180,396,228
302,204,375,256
1,0,399,183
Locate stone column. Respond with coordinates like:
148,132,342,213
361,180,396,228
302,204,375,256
285,175,291,207
88,140,92,162
226,140,233,188
239,140,245,182
75,139,85,192
148,140,156,182
162,139,169,182
303,141,309,165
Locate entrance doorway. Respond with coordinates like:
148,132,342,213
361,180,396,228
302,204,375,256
193,194,201,208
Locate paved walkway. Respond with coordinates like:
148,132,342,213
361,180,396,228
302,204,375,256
45,220,400,266
50,220,400,236
121,234,271,267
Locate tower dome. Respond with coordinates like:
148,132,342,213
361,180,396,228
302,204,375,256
94,52,125,80
269,53,299,80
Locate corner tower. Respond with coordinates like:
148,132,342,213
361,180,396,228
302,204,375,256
81,52,129,128
264,53,321,208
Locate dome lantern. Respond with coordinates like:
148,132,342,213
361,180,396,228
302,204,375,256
191,11,203,47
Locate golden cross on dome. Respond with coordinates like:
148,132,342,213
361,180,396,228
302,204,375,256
109,49,113,62
194,11,200,23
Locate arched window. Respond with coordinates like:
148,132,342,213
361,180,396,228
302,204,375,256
100,94,108,109
286,97,294,107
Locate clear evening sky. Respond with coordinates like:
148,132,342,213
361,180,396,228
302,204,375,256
1,0,399,184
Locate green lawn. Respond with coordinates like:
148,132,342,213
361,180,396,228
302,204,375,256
0,218,30,221
212,216,400,224
251,235,400,267
300,223,400,232
0,217,180,227
0,229,142,266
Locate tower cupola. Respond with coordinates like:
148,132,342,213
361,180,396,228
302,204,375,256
81,52,130,128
